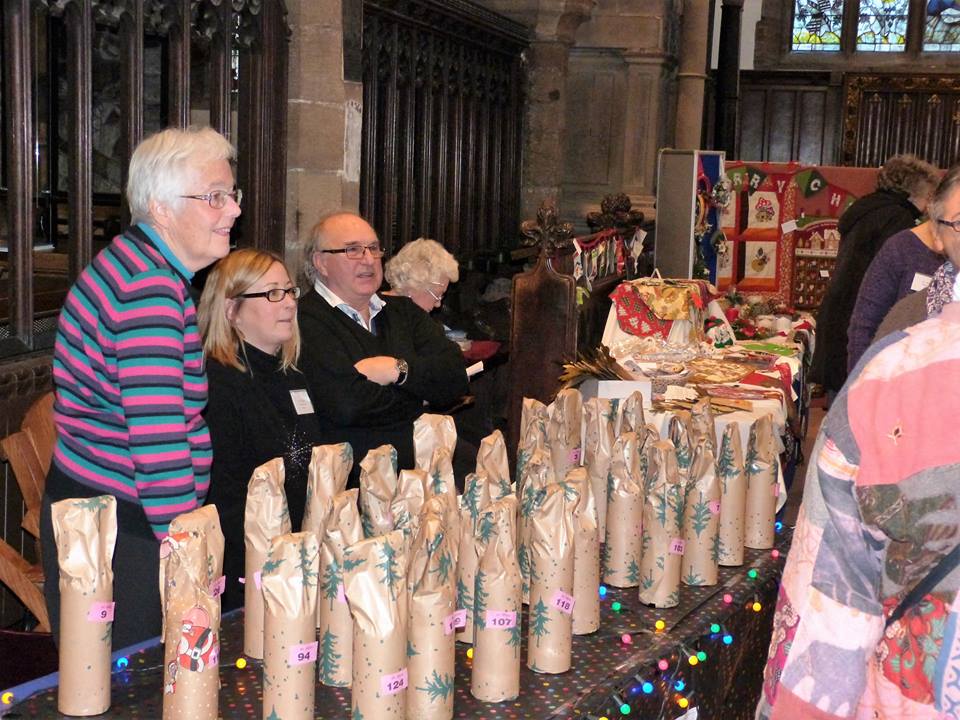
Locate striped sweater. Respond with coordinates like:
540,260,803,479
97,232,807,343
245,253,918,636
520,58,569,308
52,223,212,539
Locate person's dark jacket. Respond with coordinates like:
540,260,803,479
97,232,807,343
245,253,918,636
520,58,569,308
298,291,469,483
809,189,922,393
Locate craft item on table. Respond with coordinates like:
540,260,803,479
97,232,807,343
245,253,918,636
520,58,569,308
562,467,601,635
517,397,550,481
557,345,634,391
668,413,694,485
318,489,363,687
425,446,461,564
517,446,554,603
689,397,717,453
344,529,410,720
471,495,522,702
475,429,513,499
160,506,224,720
603,432,643,589
406,501,457,720
716,424,747,566
581,397,617,537
413,413,458,472
616,389,646,435
527,483,577,673
546,388,583,483
359,444,400,538
684,357,753,386
457,472,497,644
680,438,720,587
744,413,779,549
638,440,684,608
262,532,320,720
244,457,291,659
51,495,117,717
301,442,352,629
392,469,428,543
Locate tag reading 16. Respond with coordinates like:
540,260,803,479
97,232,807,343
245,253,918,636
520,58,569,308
443,609,468,635
380,668,408,696
288,641,318,666
87,601,115,623
209,575,226,598
485,610,517,629
551,589,575,615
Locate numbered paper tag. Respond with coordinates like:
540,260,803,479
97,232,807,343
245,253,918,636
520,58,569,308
773,483,781,497
254,571,262,589
669,538,686,555
485,610,517,629
288,641,318,666
444,609,468,635
87,601,115,623
380,668,408,696
289,389,314,415
209,575,226,598
911,272,932,292
708,500,721,515
569,448,582,465
551,589,575,615
336,582,347,604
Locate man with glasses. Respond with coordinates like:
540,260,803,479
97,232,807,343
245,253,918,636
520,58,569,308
298,212,469,485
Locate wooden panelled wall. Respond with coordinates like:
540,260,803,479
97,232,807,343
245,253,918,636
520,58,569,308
360,0,527,258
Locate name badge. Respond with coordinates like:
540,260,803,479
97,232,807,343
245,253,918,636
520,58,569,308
289,389,314,415
911,272,932,292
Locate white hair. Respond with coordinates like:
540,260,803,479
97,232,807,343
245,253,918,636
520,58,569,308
384,238,459,293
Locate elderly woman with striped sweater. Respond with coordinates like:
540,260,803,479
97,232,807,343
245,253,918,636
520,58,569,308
40,126,242,648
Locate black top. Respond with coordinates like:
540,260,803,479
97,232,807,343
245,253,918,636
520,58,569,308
204,342,323,610
297,291,469,484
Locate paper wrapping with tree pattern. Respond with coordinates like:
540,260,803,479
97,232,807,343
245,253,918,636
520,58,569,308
616,390,646,436
344,529,410,720
475,429,514,500
517,447,555,603
638,440,684,608
470,495,522,702
318,489,363,688
716,423,747,566
406,502,457,720
690,397,717,453
547,388,583,483
516,398,549,486
262,532,320,720
160,506,224,720
52,495,117,717
603,432,643,589
359,444,399,538
668,412,694,486
392,469,427,547
301,443,352,630
582,397,617,538
243,458,290,659
563,467,601,635
424,446,460,566
743,413,778,549
413,413,458,474
680,438,720,587
456,472,499,644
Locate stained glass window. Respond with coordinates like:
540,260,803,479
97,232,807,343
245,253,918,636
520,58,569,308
857,0,908,50
792,0,844,50
924,0,960,51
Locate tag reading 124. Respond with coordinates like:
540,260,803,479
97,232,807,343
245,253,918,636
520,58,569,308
485,610,517,629
380,668,408,696
87,601,115,623
288,641,318,666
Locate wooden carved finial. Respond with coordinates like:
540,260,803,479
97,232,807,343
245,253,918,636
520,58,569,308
586,192,644,233
520,199,574,257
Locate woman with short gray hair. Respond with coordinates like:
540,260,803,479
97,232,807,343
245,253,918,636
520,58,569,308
384,237,460,313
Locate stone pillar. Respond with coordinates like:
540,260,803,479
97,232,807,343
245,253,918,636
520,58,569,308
284,0,362,276
673,0,711,149
714,0,744,156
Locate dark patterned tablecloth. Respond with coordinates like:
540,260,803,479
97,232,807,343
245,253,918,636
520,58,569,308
3,533,788,720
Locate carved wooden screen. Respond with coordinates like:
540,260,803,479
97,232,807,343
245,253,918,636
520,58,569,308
0,0,289,356
841,74,960,167
360,0,527,258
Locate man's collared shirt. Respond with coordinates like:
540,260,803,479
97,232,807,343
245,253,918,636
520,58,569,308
313,278,385,333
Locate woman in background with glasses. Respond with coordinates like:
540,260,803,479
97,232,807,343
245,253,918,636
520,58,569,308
383,237,460,313
198,248,321,611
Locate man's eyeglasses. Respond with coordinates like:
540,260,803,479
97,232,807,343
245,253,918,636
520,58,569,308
181,188,243,209
936,218,960,233
234,286,302,302
320,243,384,260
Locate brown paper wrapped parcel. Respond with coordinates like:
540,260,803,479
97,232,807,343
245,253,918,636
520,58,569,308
406,503,457,720
475,428,513,498
392,468,428,542
744,413,779,549
425,446,460,564
680,437,720,587
318,488,363,687
456,471,497,644
160,506,224,720
262,532,320,720
638,440,684,608
344,528,410,720
517,397,549,480
413,413,458,471
668,412,694,484
716,423,747,566
582,396,616,537
562,467,600,635
470,495,522,702
690,397,717,452
52,495,117,716
517,446,554,602
617,390,645,435
603,432,643,588
546,388,583,483
359,444,399,538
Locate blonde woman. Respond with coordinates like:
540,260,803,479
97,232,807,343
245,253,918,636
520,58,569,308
384,237,459,312
199,248,322,610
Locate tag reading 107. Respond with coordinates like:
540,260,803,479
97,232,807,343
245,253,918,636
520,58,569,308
485,610,517,629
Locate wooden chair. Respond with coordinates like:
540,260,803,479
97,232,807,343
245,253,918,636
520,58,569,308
0,391,55,631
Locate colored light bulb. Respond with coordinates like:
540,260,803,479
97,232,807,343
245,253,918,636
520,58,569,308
688,655,698,666
678,697,689,709
658,659,669,671
752,601,762,612
775,520,783,532
621,633,633,645
620,702,631,715
697,650,707,662
771,549,780,559
116,657,129,669
467,647,474,659
674,679,685,691
722,593,733,604
1,692,13,705
747,568,759,579
723,634,733,644
236,657,247,669
710,622,720,633
612,601,622,612
642,681,654,694
654,619,666,631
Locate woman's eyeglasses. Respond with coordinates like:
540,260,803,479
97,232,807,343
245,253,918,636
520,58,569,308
181,188,243,209
234,286,302,302
937,218,960,233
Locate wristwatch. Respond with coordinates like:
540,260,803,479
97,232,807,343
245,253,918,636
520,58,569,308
395,358,409,386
